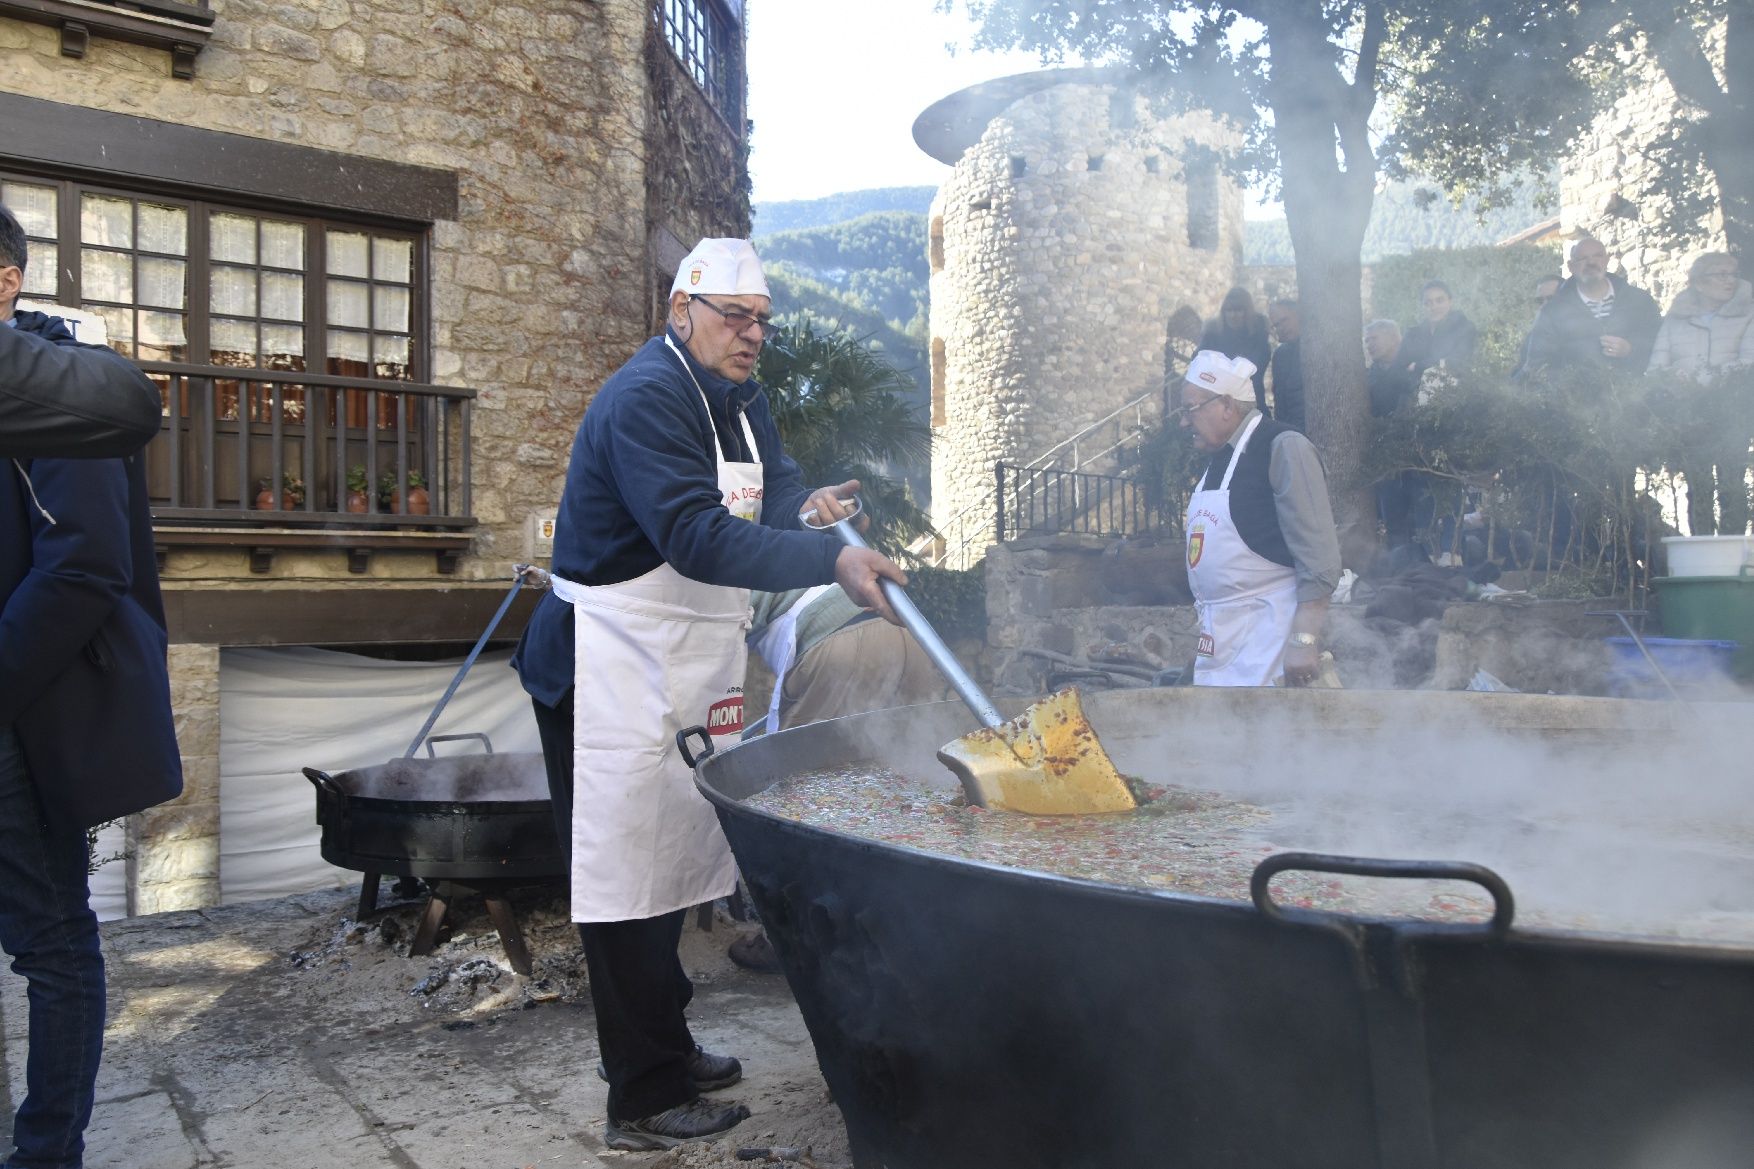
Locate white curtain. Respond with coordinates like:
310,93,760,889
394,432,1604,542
211,646,542,908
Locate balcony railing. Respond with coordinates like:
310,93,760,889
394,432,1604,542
141,361,474,530
994,461,1166,543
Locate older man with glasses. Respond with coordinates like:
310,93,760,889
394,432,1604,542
1650,252,1754,534
1178,350,1341,686
1519,235,1661,379
513,238,906,1151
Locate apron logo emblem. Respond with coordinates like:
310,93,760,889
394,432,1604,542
1188,527,1205,568
707,695,744,734
1196,633,1215,658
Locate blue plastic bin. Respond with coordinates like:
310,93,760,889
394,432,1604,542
1604,636,1738,697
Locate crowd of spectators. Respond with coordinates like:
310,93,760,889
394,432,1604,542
1189,234,1754,563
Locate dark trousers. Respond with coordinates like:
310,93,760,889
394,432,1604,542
0,728,105,1169
532,694,698,1121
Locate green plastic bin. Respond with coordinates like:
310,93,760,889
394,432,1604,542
1652,575,1754,677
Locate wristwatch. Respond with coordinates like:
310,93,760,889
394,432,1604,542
1288,632,1318,649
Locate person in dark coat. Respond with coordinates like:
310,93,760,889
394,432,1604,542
1510,274,1563,380
1196,287,1272,412
1267,299,1305,432
1399,279,1478,378
0,271,159,459
1519,236,1661,379
0,205,182,1169
1365,319,1422,548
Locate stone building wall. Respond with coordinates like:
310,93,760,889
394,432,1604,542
1559,37,1725,310
3,0,751,911
927,83,1243,565
3,0,654,585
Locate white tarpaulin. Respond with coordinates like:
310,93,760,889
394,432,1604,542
214,645,542,907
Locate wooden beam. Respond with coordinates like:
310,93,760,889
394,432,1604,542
162,584,540,647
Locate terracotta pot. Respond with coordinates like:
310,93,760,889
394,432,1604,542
392,486,431,516
345,491,370,514
255,488,278,511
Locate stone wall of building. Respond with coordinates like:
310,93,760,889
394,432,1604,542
3,0,656,585
1560,38,1725,310
927,83,1243,565
5,0,752,913
130,644,223,913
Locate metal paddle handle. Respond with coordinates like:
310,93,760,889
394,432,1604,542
818,512,1005,731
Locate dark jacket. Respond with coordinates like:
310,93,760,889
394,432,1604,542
1368,359,1419,418
513,329,845,708
0,317,161,458
1197,314,1272,412
1519,273,1661,379
1269,338,1305,432
1400,311,1478,378
1,312,182,829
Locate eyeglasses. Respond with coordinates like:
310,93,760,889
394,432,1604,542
689,296,779,342
1699,270,1739,281
1171,395,1227,423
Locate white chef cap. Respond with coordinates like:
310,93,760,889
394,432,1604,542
671,238,771,299
1183,349,1258,402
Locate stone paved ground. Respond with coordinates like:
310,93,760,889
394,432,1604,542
0,887,847,1169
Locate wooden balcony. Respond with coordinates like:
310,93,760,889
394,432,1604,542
142,362,476,574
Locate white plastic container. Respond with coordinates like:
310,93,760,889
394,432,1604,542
1661,535,1754,578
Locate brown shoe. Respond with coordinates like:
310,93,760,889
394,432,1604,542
728,930,782,974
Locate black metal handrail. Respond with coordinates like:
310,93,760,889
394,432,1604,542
139,361,474,528
993,461,1165,543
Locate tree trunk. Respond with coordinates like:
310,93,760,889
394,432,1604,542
1264,5,1379,559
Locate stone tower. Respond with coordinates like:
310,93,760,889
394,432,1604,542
916,69,1244,566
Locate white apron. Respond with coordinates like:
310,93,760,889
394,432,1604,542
549,339,760,922
1185,412,1300,687
750,583,835,730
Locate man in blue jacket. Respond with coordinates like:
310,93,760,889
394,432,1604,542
514,238,903,1151
0,205,182,1169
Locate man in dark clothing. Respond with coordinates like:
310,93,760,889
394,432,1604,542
1267,299,1305,432
1519,236,1661,379
1365,319,1422,547
1510,274,1563,380
0,262,159,458
513,238,903,1152
1399,279,1478,378
0,205,181,1169
1196,287,1272,412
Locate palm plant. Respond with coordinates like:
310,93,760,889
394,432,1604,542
757,316,934,559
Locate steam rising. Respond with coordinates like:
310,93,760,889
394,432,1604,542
759,690,1754,945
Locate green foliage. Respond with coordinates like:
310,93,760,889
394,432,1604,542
1370,243,1563,377
1388,1,1754,255
1356,363,1754,598
904,563,987,640
753,187,938,236
757,317,934,558
758,212,931,336
1245,177,1558,266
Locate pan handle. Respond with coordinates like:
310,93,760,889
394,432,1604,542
1250,851,1515,937
424,732,494,758
677,725,714,769
302,767,343,801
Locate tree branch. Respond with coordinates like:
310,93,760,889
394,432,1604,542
1350,0,1387,119
1644,15,1729,121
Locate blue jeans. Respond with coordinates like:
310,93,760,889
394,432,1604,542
0,728,104,1169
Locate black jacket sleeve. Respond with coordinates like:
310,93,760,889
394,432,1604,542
0,324,161,459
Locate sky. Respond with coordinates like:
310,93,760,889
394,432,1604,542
744,0,1047,204
742,1,1281,217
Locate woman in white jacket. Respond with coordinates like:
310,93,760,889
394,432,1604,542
1650,253,1754,534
